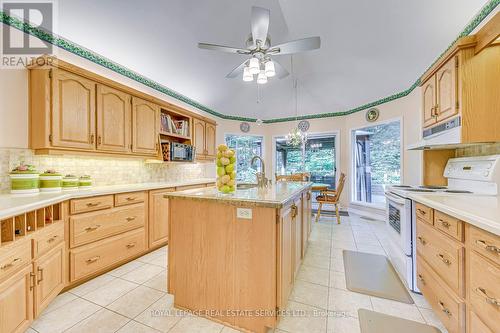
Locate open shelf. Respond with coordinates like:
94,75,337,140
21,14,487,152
0,202,64,248
160,107,192,142
159,131,191,141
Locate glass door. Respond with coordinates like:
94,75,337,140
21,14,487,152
275,134,337,211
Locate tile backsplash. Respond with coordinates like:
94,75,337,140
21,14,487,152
456,142,500,157
0,148,215,193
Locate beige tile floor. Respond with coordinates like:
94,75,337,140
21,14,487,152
28,214,448,333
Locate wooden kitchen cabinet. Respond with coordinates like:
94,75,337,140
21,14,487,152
96,84,131,153
148,188,174,248
33,242,66,317
51,69,97,150
435,56,458,123
132,97,159,156
0,265,33,333
193,118,216,160
422,78,436,128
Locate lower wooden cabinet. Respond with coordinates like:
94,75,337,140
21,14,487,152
468,310,493,333
148,188,174,247
33,242,66,316
0,265,33,333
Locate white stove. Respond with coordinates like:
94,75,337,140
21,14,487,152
384,155,500,293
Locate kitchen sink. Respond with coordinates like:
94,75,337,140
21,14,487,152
236,183,258,190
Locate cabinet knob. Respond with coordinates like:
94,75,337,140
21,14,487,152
86,256,100,264
475,239,500,254
438,219,450,228
436,253,451,265
47,235,58,243
85,225,101,232
417,274,425,285
126,243,136,249
476,287,500,307
86,202,101,207
90,134,95,144
0,257,21,270
417,236,426,245
438,301,452,317
37,267,44,284
125,216,136,222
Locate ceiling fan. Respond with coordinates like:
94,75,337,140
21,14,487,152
198,6,321,84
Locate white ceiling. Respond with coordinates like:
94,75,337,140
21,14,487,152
56,0,489,120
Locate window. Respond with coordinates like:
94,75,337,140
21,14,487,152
352,120,401,206
225,134,264,183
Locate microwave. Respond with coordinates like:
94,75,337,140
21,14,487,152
170,143,195,161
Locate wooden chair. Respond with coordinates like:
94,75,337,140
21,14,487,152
315,173,346,224
275,172,310,182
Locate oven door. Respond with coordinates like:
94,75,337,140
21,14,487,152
385,192,412,255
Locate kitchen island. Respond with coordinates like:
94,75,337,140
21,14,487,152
164,182,313,333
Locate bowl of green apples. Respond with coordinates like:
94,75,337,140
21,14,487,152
216,144,236,194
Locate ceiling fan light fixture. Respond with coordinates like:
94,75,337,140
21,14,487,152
243,66,253,82
257,70,267,84
264,60,275,77
248,57,260,75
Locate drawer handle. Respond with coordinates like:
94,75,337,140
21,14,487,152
291,204,298,218
475,240,500,254
37,267,44,284
436,253,451,265
0,258,21,270
476,287,500,307
86,202,101,207
417,209,426,215
126,243,136,249
417,274,425,285
126,197,137,201
125,216,137,222
417,236,427,245
438,219,450,228
438,301,452,317
47,235,58,243
85,225,101,232
30,272,36,290
86,256,100,264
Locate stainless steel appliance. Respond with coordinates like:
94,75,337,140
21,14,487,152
170,143,195,161
384,154,500,292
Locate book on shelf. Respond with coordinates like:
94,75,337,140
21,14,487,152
160,114,189,137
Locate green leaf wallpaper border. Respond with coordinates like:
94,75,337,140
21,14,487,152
0,0,498,124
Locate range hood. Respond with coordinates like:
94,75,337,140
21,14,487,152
407,116,493,150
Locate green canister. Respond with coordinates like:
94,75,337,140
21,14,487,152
62,174,79,191
79,175,92,189
10,164,39,194
39,170,63,192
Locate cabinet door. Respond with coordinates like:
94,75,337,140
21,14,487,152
149,188,174,248
436,56,458,123
422,76,436,128
293,198,302,278
193,118,206,158
96,85,131,153
0,265,33,333
132,97,159,155
34,242,65,317
279,206,294,308
205,122,216,158
51,70,96,150
302,191,312,257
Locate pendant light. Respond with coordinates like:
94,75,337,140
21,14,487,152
265,60,275,77
248,57,260,75
243,66,253,82
257,70,268,84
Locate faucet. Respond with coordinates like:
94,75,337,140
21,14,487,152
251,155,271,188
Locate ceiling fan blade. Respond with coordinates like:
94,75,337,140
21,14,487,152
226,59,249,78
251,6,270,48
268,36,321,55
273,60,290,79
198,42,250,54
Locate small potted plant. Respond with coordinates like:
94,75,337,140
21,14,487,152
10,162,39,194
79,175,92,190
39,169,63,192
62,174,79,191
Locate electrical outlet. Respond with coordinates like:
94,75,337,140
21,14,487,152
236,208,252,220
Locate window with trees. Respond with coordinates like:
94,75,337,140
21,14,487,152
352,120,401,206
225,134,264,183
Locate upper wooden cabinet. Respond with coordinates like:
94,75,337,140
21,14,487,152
96,84,131,153
419,35,500,143
193,118,216,160
132,97,159,156
51,69,96,150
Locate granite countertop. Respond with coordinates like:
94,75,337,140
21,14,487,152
164,181,313,208
0,178,215,219
406,192,500,236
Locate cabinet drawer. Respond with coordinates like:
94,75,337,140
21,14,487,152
115,191,146,207
416,203,433,225
469,251,500,333
70,204,145,248
0,238,31,282
70,228,145,281
176,184,205,191
434,210,464,242
417,255,465,333
416,219,465,296
33,222,64,258
468,310,493,333
469,226,500,266
70,195,113,214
